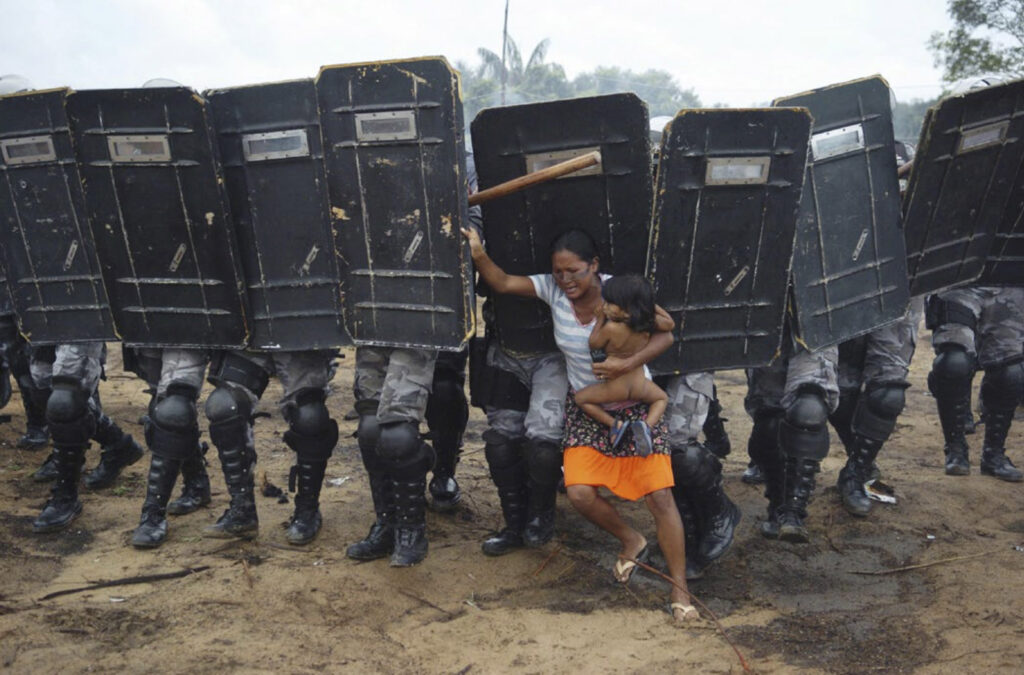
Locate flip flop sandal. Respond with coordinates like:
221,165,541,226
610,418,629,449
631,420,653,457
613,542,649,583
669,602,699,624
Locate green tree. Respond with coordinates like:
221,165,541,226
476,37,573,105
571,67,701,116
929,0,1024,83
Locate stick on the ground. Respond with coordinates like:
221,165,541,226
468,151,601,206
533,542,564,578
852,548,1003,576
397,588,456,619
627,557,752,673
39,566,211,601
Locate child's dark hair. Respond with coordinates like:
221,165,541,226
601,275,656,333
550,228,599,263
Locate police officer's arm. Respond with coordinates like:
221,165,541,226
592,326,673,380
461,227,537,298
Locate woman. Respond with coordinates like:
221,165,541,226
462,226,698,624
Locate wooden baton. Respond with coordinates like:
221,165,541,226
468,150,602,206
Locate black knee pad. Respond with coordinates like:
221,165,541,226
204,385,253,448
747,409,783,465
929,344,974,397
148,383,201,460
671,441,721,489
377,420,421,463
483,429,523,470
780,386,830,460
525,439,562,489
981,360,1024,411
425,373,469,436
284,388,338,462
46,376,95,445
851,381,907,441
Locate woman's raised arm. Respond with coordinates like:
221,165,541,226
461,227,537,298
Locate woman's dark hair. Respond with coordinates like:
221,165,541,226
601,274,656,333
550,228,599,263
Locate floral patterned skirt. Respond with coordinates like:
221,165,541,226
562,391,674,501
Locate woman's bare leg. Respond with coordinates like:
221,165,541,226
566,484,646,576
645,487,697,622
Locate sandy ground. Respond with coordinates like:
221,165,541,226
1,339,1022,674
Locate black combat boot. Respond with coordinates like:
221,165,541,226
837,435,883,516
481,434,528,556
777,457,817,543
204,443,258,539
523,439,561,547
741,461,765,484
17,383,50,450
167,443,212,515
131,454,183,548
747,412,784,538
32,446,85,533
677,442,740,563
32,450,60,482
346,471,395,560
702,388,732,458
84,412,145,489
391,476,428,567
979,407,1023,482
428,446,462,513
286,460,328,545
929,348,973,476
935,389,971,475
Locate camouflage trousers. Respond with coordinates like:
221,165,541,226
354,346,437,425
931,286,1024,368
135,348,208,397
30,343,105,393
225,349,335,414
838,297,924,391
745,343,840,416
484,346,568,445
659,371,715,448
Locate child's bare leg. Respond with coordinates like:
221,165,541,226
627,377,669,427
576,380,632,428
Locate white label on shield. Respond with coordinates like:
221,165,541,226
403,231,424,263
169,243,187,272
63,241,79,271
811,124,865,161
852,229,869,261
724,266,749,295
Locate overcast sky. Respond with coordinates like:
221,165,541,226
2,0,952,106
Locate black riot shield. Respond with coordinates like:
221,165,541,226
316,56,474,351
774,76,909,350
647,108,811,374
0,88,116,343
207,79,350,350
66,87,249,348
903,79,1024,290
471,94,652,357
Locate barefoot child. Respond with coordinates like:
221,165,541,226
575,275,672,456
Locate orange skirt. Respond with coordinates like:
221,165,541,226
563,445,674,501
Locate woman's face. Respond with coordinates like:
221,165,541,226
551,249,598,300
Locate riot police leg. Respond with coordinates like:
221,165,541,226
132,383,201,547
425,352,469,512
837,382,907,516
928,344,974,475
979,358,1024,482
747,409,784,538
672,441,740,564
702,386,732,458
283,387,339,545
346,401,395,560
85,390,145,489
828,387,860,456
777,385,830,543
33,375,95,533
523,439,562,547
166,441,212,515
667,459,704,580
379,420,432,566
11,343,49,450
481,429,529,556
203,385,259,539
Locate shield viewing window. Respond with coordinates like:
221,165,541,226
1,135,57,165
810,124,865,161
523,146,603,177
957,121,1009,154
242,129,310,162
705,156,771,185
354,110,417,141
107,135,172,162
